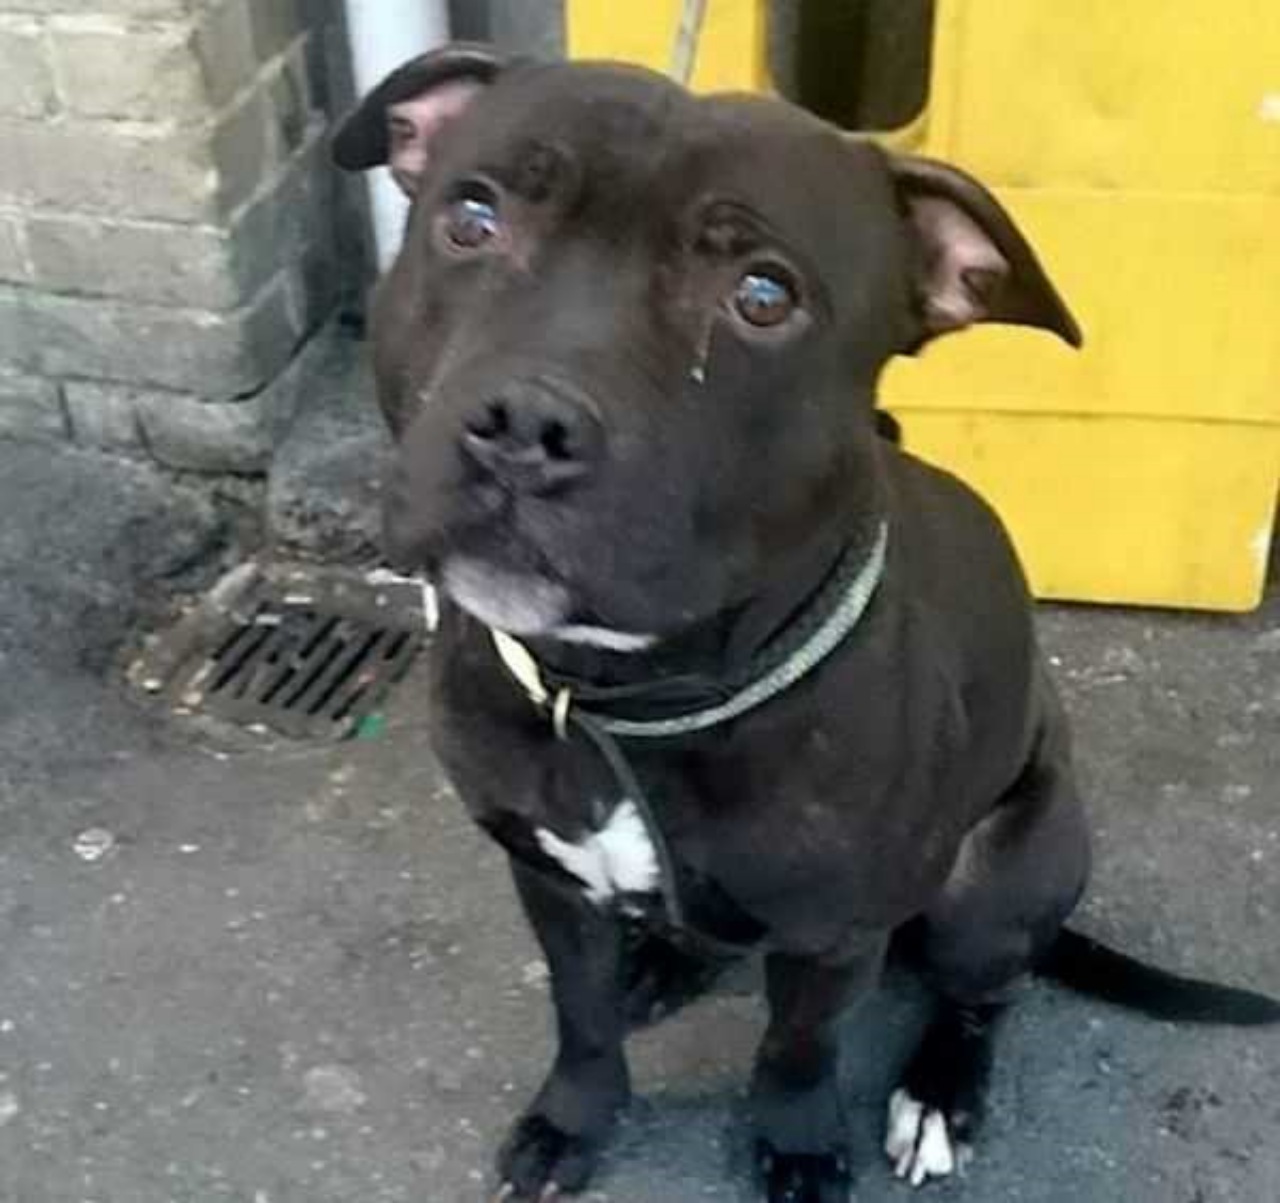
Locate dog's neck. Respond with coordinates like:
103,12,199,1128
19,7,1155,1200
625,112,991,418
523,515,880,693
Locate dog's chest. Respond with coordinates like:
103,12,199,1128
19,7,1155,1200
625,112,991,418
524,768,772,949
534,798,661,908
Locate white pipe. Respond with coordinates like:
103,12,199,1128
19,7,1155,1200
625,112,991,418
343,0,451,271
669,0,707,85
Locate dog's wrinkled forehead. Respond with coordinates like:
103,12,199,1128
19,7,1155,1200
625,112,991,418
489,61,686,152
437,61,898,266
435,62,685,194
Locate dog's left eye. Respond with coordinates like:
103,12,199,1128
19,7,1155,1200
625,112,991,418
732,270,797,328
443,194,502,251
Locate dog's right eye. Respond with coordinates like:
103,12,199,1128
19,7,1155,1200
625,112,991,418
732,269,797,328
441,189,502,252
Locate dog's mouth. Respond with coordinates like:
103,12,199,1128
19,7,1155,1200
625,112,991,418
393,476,657,648
386,441,685,651
440,555,572,636
439,554,659,651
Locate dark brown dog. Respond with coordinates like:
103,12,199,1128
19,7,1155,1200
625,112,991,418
334,45,1278,1202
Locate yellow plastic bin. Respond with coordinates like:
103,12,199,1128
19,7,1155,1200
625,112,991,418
568,1,1280,610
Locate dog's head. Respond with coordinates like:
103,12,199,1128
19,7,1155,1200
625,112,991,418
335,46,1079,645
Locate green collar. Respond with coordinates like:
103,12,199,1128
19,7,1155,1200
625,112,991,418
491,521,889,740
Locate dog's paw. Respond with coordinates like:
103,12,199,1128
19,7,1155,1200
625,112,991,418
884,1089,972,1188
495,1114,601,1199
756,1140,853,1203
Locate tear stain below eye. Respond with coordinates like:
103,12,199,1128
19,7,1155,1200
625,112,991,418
689,313,715,384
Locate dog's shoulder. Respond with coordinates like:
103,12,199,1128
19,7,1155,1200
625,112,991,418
879,445,1033,617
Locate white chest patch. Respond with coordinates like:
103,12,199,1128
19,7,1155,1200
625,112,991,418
536,800,661,907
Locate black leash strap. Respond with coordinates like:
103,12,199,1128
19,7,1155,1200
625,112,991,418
568,707,764,958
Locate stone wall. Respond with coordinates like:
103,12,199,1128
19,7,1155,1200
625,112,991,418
0,0,358,472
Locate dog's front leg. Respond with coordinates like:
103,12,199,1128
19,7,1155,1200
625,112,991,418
496,859,629,1200
751,931,888,1203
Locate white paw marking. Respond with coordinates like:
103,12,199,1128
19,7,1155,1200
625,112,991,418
536,799,660,906
885,1089,969,1188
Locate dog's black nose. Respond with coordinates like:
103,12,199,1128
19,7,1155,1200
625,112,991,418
460,381,602,494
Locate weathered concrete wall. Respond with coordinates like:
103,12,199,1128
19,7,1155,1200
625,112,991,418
0,0,357,472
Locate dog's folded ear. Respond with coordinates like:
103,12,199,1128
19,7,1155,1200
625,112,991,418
331,42,506,197
889,154,1082,351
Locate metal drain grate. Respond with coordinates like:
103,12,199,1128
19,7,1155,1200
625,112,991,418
131,561,432,740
